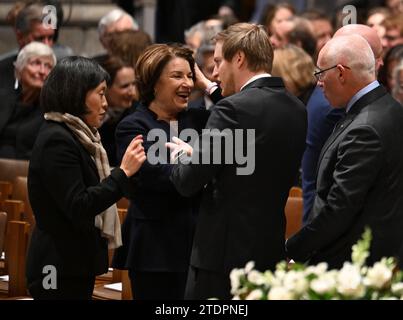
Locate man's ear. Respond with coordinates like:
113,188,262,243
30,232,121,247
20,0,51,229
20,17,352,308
235,51,246,69
337,65,347,84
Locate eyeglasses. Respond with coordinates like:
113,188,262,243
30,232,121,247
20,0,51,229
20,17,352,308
314,64,350,81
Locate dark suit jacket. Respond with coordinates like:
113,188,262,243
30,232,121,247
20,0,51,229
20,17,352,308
112,104,210,272
170,77,307,274
0,88,44,159
301,86,344,224
0,54,17,92
287,86,403,269
26,121,132,283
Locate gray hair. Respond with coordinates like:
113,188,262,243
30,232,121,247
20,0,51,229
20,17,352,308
184,21,205,42
15,3,46,34
323,34,375,81
98,9,139,37
14,42,56,76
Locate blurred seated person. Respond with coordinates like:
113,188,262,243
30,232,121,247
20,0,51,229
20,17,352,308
366,7,391,43
378,44,403,92
0,3,55,91
272,44,316,104
0,42,56,159
302,10,333,60
188,40,217,110
107,29,152,68
99,57,137,166
392,60,403,104
94,8,139,65
263,2,295,36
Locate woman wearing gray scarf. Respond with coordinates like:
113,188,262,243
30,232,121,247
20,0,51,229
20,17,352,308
26,56,146,299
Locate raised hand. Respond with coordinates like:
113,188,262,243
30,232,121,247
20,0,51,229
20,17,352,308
120,135,146,176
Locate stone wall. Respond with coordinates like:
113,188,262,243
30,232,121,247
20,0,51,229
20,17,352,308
0,1,123,57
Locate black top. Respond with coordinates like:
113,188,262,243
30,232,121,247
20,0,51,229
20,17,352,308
112,103,210,272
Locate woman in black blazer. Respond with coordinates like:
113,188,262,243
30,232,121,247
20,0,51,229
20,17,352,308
26,57,146,300
113,44,210,300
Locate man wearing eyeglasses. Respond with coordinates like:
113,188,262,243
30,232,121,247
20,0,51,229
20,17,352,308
301,24,384,225
286,34,403,269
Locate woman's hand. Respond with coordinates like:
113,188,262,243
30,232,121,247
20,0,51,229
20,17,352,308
194,63,213,91
120,135,146,177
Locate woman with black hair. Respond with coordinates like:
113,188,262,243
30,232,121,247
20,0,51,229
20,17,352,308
26,56,146,300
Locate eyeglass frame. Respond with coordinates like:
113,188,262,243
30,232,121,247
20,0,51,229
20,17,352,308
314,64,351,81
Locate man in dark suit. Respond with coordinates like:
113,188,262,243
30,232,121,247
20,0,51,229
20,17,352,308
167,23,307,299
286,34,403,269
302,24,383,224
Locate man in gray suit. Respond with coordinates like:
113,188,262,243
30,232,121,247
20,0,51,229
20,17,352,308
286,34,403,269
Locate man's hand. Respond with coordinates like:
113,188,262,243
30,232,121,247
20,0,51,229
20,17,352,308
165,136,193,164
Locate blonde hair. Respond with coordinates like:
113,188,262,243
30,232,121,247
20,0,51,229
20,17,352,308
215,23,273,73
272,44,315,96
14,41,56,76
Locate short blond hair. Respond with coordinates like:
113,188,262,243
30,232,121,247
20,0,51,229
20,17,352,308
272,45,315,96
215,23,273,73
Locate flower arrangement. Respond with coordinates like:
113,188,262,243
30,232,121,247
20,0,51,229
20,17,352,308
230,229,403,300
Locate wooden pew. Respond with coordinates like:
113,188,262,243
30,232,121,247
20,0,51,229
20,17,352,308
289,186,303,197
285,196,303,239
0,220,31,298
0,159,29,183
0,211,6,275
0,181,13,203
11,176,35,228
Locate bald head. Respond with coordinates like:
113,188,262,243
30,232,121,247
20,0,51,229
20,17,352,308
334,24,383,71
318,34,376,107
321,34,376,81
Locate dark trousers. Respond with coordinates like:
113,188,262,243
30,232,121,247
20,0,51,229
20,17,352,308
28,275,95,300
129,270,187,300
185,266,231,300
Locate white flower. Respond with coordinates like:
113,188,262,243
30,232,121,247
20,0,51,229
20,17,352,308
391,282,403,295
267,286,295,300
304,262,328,277
244,261,255,273
246,289,264,300
364,261,393,289
283,270,309,295
337,263,365,298
230,268,244,294
310,272,337,295
247,270,266,285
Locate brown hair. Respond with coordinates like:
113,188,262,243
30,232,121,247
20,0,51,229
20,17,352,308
100,56,132,86
135,44,195,106
107,29,152,68
215,23,273,73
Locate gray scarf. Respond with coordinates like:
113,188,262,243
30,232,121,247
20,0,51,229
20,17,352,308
44,112,122,249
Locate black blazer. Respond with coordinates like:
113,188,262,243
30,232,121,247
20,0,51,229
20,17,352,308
112,104,210,272
0,88,44,159
26,121,132,282
170,77,307,274
0,54,17,92
287,86,403,269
